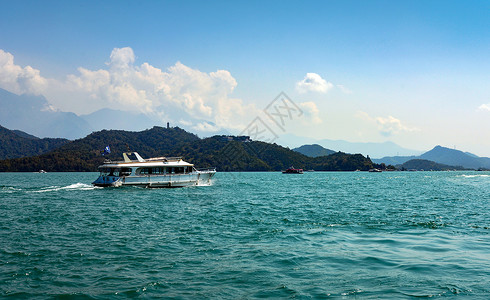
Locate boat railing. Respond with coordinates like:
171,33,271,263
101,159,128,164
196,167,216,172
101,156,184,164
146,156,183,162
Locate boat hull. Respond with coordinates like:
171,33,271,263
92,171,215,188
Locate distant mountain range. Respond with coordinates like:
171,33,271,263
293,144,335,157
0,88,92,140
2,88,488,167
374,146,490,170
294,143,490,170
277,134,423,158
0,88,231,140
0,125,69,160
2,87,417,159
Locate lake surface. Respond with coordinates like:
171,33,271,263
1,171,489,298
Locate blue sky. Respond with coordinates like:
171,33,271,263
1,0,489,155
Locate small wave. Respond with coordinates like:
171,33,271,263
31,183,97,193
1,186,22,193
341,289,363,296
459,174,489,178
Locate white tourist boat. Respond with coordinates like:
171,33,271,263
92,152,216,188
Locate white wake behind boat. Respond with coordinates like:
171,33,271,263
92,152,216,188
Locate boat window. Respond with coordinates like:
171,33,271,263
100,168,111,176
120,168,132,176
169,167,174,174
139,168,149,175
153,167,164,175
100,168,122,176
112,168,122,176
175,167,184,174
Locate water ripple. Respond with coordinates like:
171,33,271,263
0,171,489,298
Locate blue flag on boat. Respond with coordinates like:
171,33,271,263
102,145,111,156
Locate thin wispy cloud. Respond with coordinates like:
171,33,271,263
478,103,490,112
357,111,418,137
336,84,353,94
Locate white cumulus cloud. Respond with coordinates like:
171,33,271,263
299,101,322,124
109,47,136,68
0,49,48,95
296,73,333,94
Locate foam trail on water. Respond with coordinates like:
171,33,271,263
1,186,23,193
196,180,213,187
31,183,97,193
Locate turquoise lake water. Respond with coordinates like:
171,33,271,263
1,171,489,298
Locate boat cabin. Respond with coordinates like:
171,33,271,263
98,165,196,177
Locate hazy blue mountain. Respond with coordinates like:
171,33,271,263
277,134,423,158
0,87,231,141
464,152,480,158
80,108,160,132
375,146,490,170
316,140,422,158
293,144,335,157
276,134,318,149
0,124,69,159
399,159,465,171
372,156,416,165
0,88,92,139
420,146,490,169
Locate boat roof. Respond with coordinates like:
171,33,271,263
98,152,194,168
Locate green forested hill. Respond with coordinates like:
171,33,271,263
293,144,336,157
0,127,375,172
399,159,465,171
0,126,199,172
0,125,69,160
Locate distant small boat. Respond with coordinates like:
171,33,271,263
38,170,47,173
369,168,382,173
282,167,304,174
